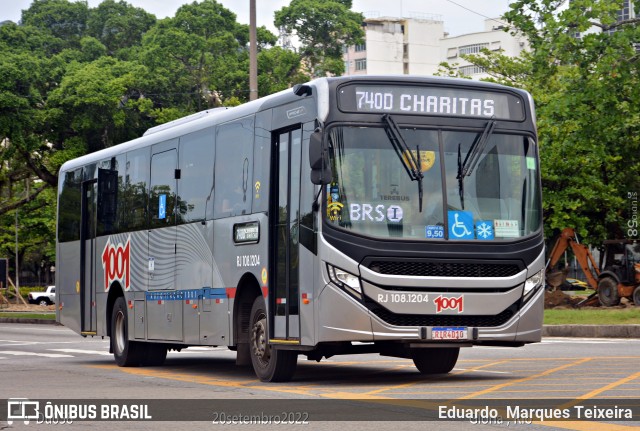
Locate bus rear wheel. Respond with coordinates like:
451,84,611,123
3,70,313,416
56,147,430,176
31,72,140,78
411,347,459,374
249,296,297,382
111,296,144,366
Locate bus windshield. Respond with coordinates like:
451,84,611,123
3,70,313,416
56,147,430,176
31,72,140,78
325,126,541,241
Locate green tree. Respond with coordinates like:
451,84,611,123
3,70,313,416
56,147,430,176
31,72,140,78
449,0,640,243
140,0,278,116
0,0,309,280
275,0,364,76
21,0,89,47
258,46,307,96
86,0,156,56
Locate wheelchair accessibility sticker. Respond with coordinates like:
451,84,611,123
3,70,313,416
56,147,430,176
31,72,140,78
448,211,474,240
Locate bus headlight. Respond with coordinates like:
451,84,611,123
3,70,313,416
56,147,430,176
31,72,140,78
327,264,362,299
523,269,544,303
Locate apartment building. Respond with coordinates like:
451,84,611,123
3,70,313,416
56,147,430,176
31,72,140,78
343,15,528,79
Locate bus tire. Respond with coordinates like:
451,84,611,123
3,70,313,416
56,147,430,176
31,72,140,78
249,295,297,382
111,296,143,366
597,277,620,306
142,343,167,367
411,347,459,374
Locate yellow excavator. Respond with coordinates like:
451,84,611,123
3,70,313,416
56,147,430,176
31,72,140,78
546,228,640,306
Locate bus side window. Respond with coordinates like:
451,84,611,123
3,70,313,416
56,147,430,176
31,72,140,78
178,127,215,223
97,168,118,235
125,148,150,231
214,117,254,218
58,168,83,242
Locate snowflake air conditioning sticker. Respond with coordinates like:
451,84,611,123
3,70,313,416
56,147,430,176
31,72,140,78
476,220,495,240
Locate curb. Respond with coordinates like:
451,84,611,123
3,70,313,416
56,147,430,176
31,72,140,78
1,318,640,338
542,324,640,338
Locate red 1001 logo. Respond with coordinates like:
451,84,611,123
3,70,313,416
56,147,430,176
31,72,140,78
101,237,130,291
434,295,463,313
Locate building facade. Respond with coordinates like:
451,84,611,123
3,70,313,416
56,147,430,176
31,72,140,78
343,15,528,79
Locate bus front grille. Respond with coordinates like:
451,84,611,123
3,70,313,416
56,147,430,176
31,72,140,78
367,261,522,278
366,301,519,328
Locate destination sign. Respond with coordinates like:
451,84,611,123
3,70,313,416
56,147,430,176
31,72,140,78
338,85,524,121
233,221,260,244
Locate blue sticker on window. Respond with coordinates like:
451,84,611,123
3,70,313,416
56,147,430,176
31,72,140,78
476,220,494,240
426,225,444,239
158,194,166,219
448,211,474,240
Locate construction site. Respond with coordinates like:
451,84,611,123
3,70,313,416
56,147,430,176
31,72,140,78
545,228,640,309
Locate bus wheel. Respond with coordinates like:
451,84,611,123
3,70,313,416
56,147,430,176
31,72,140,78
249,296,297,382
142,343,167,367
111,296,143,366
411,347,459,374
597,277,620,306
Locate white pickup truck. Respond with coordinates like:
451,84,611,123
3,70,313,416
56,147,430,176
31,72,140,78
28,286,56,306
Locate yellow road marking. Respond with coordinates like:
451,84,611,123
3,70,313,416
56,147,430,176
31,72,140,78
530,372,640,431
583,373,639,399
360,359,514,397
556,371,640,410
458,358,593,399
89,364,316,396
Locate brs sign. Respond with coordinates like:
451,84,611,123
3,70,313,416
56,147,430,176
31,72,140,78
102,237,130,291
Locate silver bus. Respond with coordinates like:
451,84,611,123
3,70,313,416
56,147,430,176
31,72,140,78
56,76,544,382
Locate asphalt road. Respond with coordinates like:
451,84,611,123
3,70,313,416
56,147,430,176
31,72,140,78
1,323,639,430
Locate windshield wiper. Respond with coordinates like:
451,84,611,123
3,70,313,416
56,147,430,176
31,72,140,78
456,117,496,210
382,114,424,212
460,117,496,178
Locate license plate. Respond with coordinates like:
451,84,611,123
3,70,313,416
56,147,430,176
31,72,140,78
431,327,468,340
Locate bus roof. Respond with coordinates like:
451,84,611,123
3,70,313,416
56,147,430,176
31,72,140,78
58,84,302,174
58,75,531,174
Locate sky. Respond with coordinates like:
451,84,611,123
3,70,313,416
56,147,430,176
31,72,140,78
2,0,512,37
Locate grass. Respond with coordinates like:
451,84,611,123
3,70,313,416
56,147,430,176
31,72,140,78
544,308,640,325
0,312,56,320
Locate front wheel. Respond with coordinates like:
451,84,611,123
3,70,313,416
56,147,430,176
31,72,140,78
38,299,49,306
411,347,460,374
111,296,144,366
249,295,297,382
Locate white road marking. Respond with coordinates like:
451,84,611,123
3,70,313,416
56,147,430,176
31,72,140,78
0,350,73,358
0,340,39,346
3,326,72,332
540,338,640,344
48,349,111,356
0,340,82,347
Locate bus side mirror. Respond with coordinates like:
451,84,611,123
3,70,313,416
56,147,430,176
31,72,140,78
309,129,332,185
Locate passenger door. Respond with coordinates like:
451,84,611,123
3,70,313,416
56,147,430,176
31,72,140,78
147,140,182,341
80,179,97,334
148,141,178,290
270,127,303,340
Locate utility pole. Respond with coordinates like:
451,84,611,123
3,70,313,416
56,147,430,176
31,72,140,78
15,208,19,303
249,0,258,101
